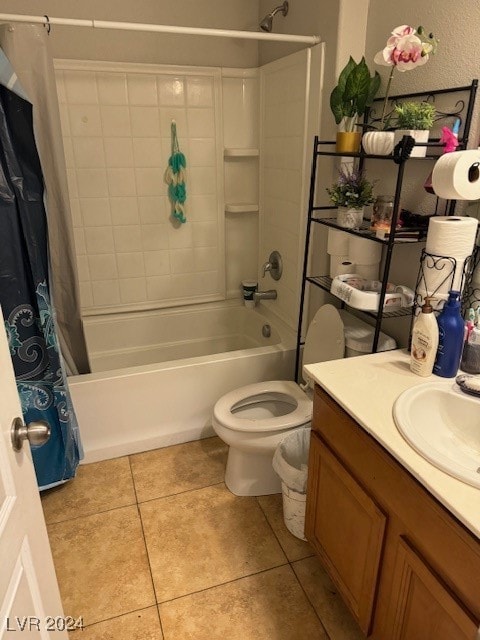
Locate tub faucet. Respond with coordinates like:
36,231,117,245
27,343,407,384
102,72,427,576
253,289,277,305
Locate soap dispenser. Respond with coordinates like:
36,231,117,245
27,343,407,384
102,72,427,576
410,296,438,377
433,290,464,378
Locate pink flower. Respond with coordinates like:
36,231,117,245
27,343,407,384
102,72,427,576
374,25,429,72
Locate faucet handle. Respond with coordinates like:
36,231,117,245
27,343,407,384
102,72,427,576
262,251,282,281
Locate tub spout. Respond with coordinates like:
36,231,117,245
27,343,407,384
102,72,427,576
253,289,277,305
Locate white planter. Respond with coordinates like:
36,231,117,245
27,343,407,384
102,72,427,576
393,129,429,157
336,206,364,229
362,131,395,156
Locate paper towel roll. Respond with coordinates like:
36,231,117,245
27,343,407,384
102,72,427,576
327,229,349,256
417,286,449,311
425,216,478,259
432,150,480,200
418,254,466,302
329,255,349,277
349,235,382,265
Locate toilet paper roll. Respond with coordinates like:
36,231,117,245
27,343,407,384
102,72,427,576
425,216,478,259
329,255,349,278
432,150,480,200
349,235,382,265
334,260,356,277
355,263,379,280
327,229,349,256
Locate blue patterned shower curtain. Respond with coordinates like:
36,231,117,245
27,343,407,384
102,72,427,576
0,51,82,489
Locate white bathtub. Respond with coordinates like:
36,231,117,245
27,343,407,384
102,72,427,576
69,302,296,463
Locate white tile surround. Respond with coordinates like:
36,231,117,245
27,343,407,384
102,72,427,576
56,60,225,313
55,50,321,322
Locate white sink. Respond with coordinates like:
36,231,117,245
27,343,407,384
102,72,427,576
393,381,480,488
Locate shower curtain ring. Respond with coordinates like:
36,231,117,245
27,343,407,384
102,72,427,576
43,15,51,34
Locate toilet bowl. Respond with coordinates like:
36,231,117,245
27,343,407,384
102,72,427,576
212,305,345,496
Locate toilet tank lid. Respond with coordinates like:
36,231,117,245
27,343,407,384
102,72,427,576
303,304,345,366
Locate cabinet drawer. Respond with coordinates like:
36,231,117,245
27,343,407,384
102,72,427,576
305,433,386,635
385,537,479,640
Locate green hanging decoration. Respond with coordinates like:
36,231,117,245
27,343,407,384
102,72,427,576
165,120,187,224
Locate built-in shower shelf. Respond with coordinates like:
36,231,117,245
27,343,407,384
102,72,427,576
224,148,259,158
225,203,259,213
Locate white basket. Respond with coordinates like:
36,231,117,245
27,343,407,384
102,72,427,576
281,484,307,541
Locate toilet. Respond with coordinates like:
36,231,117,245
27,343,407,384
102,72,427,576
212,305,344,496
213,304,396,496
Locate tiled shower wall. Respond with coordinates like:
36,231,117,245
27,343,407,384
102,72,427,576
55,61,224,313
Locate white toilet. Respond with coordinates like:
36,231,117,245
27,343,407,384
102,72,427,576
212,305,346,496
213,305,396,496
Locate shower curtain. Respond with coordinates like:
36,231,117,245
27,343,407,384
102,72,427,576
0,48,82,489
0,23,89,375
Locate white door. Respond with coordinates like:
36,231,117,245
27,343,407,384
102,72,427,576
0,308,67,639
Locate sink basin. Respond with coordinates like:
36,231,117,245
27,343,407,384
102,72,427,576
393,381,480,488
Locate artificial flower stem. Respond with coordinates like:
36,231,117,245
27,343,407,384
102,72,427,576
381,66,395,126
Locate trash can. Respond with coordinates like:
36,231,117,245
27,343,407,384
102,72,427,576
272,427,310,540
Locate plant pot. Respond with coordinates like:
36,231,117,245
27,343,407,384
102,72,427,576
336,131,362,154
393,129,429,157
336,206,364,229
362,131,395,156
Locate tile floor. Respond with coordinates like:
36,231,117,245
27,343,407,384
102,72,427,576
42,437,365,640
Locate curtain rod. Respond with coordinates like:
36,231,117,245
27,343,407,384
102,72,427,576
0,13,321,45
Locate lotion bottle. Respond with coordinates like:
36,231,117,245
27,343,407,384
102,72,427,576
433,290,464,378
410,296,438,377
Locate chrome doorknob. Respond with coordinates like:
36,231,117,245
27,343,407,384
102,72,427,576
11,417,51,452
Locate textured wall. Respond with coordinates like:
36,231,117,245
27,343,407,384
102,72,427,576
365,2,480,148
0,0,259,67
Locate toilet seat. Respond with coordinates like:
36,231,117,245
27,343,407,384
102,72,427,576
213,380,311,433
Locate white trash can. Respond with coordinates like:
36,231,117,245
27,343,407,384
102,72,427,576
272,427,310,541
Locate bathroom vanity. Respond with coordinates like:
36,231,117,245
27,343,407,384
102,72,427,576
304,350,480,639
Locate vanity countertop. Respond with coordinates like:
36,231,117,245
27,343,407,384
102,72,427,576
304,349,480,539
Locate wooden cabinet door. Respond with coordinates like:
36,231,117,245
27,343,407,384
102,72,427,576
385,537,479,640
305,433,386,635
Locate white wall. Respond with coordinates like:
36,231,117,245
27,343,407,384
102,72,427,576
0,0,259,68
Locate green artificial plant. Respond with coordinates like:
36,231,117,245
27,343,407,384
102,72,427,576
394,101,436,130
330,57,381,132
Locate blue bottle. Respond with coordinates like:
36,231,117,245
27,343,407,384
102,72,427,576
433,290,465,378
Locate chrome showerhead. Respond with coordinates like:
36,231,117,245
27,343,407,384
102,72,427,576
259,1,289,33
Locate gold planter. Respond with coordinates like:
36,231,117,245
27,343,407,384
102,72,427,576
336,131,362,154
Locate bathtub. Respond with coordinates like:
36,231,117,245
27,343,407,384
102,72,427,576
69,301,296,463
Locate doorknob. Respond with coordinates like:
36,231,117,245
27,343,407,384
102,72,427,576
11,417,51,452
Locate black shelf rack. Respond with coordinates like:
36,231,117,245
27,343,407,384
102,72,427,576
294,81,478,381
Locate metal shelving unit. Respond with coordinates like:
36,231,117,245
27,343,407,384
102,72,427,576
294,81,478,380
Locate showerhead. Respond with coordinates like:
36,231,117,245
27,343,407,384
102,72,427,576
259,1,289,33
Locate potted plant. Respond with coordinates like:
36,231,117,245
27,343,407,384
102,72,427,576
326,165,375,229
393,101,436,157
363,24,438,156
330,57,380,153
